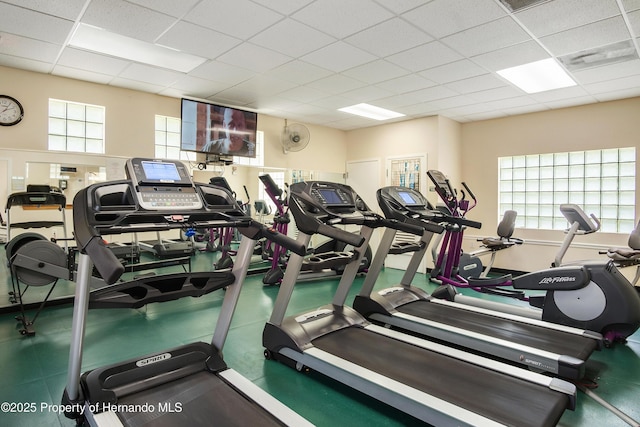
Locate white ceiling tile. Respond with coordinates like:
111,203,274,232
276,85,329,103
375,74,437,94
217,43,292,73
374,0,432,14
1,0,87,20
342,60,409,84
528,85,590,102
1,0,639,129
209,86,258,106
251,0,314,15
265,61,333,85
592,87,640,101
345,18,433,57
126,0,200,18
471,41,550,71
444,74,507,94
0,33,60,63
623,0,640,11
230,75,298,98
387,41,464,72
185,0,283,40
419,60,487,84
515,0,621,37
583,73,640,93
422,95,475,110
544,95,599,109
250,19,335,58
481,96,538,110
306,74,367,94
441,17,531,57
169,75,229,96
341,85,394,102
504,104,550,116
628,9,640,33
0,54,52,73
118,63,183,86
51,66,115,85
399,102,440,116
410,85,460,102
373,92,427,108
402,0,507,38
292,0,393,38
622,0,640,11
540,16,632,56
311,95,355,110
57,47,130,75
0,3,73,44
438,102,497,116
467,86,525,102
82,0,176,42
109,76,165,93
301,42,377,73
253,96,305,112
188,61,256,85
572,59,640,85
156,22,241,60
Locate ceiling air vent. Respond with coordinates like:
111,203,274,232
559,40,639,71
499,0,550,12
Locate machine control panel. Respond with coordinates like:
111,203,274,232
311,185,353,207
125,158,203,211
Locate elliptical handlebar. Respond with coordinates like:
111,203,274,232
588,213,601,233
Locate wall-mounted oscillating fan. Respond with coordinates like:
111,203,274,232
281,120,310,154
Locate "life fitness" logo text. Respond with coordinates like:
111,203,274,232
538,276,576,285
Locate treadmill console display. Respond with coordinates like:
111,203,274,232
313,187,352,207
398,190,418,206
126,158,203,211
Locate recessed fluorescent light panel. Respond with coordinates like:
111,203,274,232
338,103,405,120
497,58,577,94
69,24,207,73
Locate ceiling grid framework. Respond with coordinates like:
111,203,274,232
0,0,639,129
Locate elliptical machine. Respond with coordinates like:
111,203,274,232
427,169,640,346
260,174,372,286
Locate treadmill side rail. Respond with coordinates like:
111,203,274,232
219,369,314,427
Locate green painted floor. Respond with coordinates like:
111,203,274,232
0,249,638,426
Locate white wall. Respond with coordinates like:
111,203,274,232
461,97,640,273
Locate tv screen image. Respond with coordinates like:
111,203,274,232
181,98,258,158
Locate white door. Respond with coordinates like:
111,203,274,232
0,158,10,242
384,154,429,272
346,159,381,255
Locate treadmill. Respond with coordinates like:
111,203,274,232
263,181,577,427
62,158,313,427
353,186,602,379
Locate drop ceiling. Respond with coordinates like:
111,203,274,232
0,0,639,130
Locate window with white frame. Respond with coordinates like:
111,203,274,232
498,147,635,233
234,131,264,167
48,99,105,153
155,115,196,162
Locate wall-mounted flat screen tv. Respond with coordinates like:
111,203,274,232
180,98,258,158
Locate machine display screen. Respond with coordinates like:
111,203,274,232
318,188,347,205
141,161,182,182
398,191,417,205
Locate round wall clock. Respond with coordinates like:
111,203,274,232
0,95,24,126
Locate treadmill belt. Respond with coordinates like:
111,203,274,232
399,300,597,359
314,327,568,427
116,371,284,427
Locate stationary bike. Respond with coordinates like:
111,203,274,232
427,169,640,346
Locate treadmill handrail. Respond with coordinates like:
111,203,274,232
6,191,66,209
73,181,305,284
